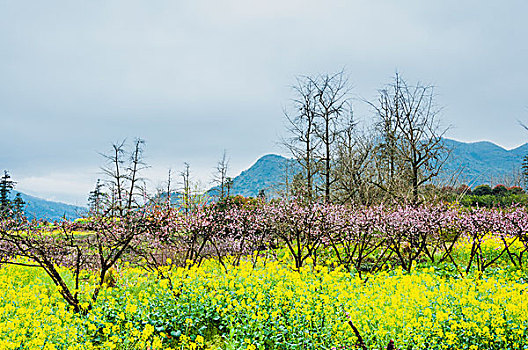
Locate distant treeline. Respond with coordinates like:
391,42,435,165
440,184,528,207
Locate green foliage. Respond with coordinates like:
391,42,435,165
0,171,15,211
215,195,261,211
492,184,508,196
0,170,25,219
458,191,528,208
466,193,528,207
441,184,528,208
472,184,492,196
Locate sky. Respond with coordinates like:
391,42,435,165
1,0,528,205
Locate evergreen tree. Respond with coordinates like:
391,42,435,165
88,179,105,214
12,192,25,218
523,155,528,191
0,171,15,217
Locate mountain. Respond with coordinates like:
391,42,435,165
207,154,299,199
440,139,526,185
219,139,528,198
17,138,528,220
12,192,86,222
508,142,528,158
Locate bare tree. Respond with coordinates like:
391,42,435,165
0,139,152,313
311,70,351,203
283,76,320,201
165,168,174,209
179,163,190,213
212,150,230,200
370,74,449,204
283,71,352,202
100,138,148,216
126,138,148,209
518,120,528,191
368,74,408,201
100,140,126,216
333,121,377,204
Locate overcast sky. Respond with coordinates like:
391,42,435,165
1,0,528,205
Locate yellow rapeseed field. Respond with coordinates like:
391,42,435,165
0,251,526,350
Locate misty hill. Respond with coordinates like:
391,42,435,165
207,154,299,199
12,192,86,222
440,139,526,185
222,139,528,198
19,138,528,219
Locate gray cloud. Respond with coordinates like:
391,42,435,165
1,0,528,204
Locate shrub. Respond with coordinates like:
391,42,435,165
492,184,508,196
508,186,525,194
472,184,492,196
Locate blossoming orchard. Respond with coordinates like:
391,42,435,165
0,199,527,349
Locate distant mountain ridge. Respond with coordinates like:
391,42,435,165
222,139,528,198
440,139,527,185
11,192,86,222
206,154,298,199
17,138,528,220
